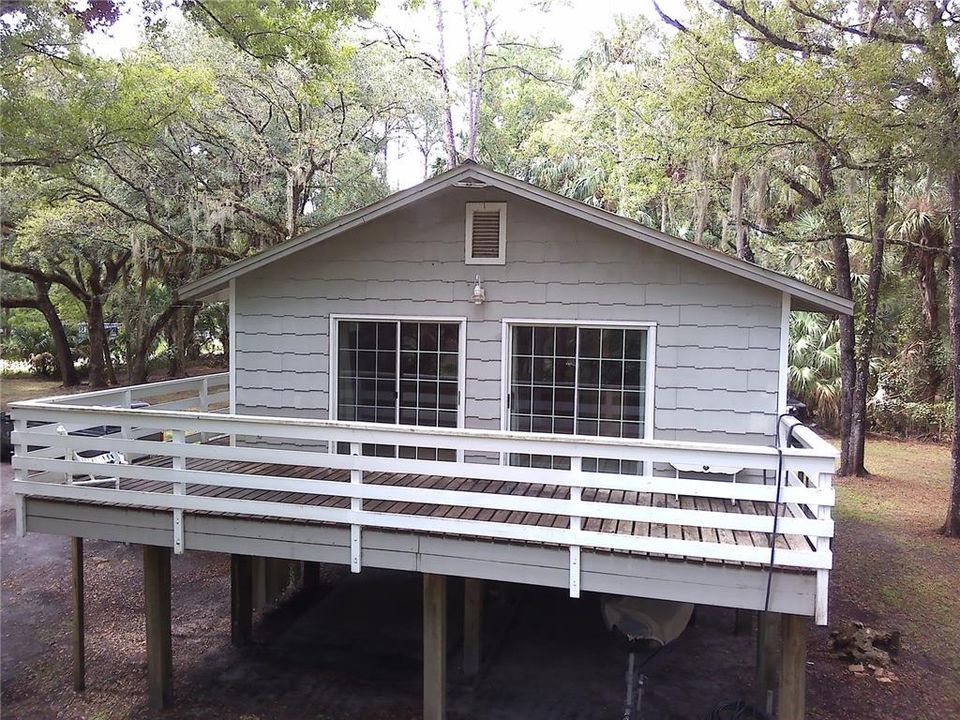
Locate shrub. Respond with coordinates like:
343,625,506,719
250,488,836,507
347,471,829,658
869,396,953,442
27,352,58,378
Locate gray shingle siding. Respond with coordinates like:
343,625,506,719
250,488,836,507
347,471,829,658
234,187,784,447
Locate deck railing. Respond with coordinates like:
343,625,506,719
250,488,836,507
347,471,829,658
9,373,837,623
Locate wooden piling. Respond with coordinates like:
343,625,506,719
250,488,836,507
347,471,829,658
302,561,322,591
463,578,482,677
734,608,753,636
143,545,173,710
230,554,253,647
71,537,85,692
423,574,447,720
778,614,809,720
756,611,781,715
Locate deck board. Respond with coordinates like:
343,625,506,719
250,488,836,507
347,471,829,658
60,452,818,570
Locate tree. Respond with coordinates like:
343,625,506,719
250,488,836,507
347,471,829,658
649,1,918,476
385,0,562,169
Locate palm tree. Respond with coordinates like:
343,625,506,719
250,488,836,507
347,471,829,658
889,179,950,400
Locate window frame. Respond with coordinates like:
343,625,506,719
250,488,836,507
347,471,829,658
464,202,507,265
499,318,657,468
328,314,468,435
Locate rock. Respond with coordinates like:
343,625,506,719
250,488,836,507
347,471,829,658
848,664,865,673
828,621,901,668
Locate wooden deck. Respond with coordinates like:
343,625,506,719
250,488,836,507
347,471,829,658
11,377,836,620
99,453,815,569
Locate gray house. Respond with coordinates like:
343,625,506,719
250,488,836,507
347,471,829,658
11,162,849,720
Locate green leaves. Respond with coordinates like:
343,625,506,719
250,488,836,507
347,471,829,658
182,0,374,67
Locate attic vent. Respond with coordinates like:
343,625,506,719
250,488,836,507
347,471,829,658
465,202,506,265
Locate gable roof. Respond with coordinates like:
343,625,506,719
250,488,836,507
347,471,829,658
179,162,853,315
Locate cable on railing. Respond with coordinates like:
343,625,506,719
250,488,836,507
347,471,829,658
763,413,804,613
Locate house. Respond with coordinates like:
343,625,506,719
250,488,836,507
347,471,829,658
10,162,849,719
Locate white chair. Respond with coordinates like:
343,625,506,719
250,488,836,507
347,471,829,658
57,425,127,489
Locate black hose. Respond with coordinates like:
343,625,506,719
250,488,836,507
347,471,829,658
705,700,769,720
764,413,802,612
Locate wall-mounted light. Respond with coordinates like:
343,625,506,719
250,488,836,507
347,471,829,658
471,274,486,305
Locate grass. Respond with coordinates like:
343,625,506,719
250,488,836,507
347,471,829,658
0,376,79,408
832,436,960,677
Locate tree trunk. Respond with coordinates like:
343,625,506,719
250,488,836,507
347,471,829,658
38,288,79,387
433,0,458,169
3,281,79,386
944,167,960,537
85,297,109,388
730,168,753,262
102,325,117,386
917,239,943,400
166,304,198,379
816,149,860,476
692,160,708,244
184,304,200,362
849,164,890,477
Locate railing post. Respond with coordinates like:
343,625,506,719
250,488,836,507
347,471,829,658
13,417,26,538
198,378,209,442
172,429,186,555
121,388,133,440
814,470,832,625
569,456,582,598
349,441,362,573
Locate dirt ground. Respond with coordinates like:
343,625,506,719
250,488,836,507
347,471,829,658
1,437,958,720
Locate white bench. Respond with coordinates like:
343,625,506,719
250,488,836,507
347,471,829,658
670,462,742,504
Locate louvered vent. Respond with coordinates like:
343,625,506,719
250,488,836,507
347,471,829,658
465,202,506,264
470,211,501,258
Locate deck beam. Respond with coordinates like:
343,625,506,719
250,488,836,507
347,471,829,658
25,499,821,619
778,614,808,720
230,554,253,647
423,573,447,720
143,544,173,710
70,536,85,692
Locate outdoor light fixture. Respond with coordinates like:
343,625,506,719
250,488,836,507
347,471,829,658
471,274,486,305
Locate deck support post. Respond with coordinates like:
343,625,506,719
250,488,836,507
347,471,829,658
463,578,482,677
755,611,781,715
230,554,253,647
143,545,173,710
302,561,322,591
777,614,808,720
423,573,447,720
71,537,85,692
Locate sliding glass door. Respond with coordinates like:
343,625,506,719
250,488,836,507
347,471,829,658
335,318,461,460
508,323,649,473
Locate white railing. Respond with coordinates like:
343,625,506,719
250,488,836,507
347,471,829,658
9,374,837,623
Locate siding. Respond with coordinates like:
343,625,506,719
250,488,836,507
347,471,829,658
234,186,784,446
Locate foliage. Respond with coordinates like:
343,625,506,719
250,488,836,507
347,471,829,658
0,0,957,452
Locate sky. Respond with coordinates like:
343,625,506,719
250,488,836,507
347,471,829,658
84,0,688,189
